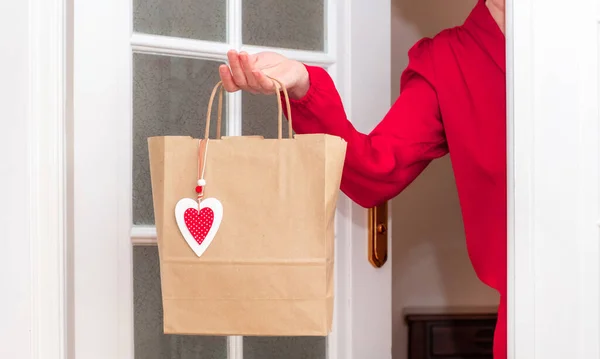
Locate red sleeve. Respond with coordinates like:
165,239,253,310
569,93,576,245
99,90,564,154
286,39,447,208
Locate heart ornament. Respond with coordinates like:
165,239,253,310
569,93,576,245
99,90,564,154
174,138,222,257
175,197,223,257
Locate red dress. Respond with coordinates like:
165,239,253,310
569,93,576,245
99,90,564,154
286,0,507,357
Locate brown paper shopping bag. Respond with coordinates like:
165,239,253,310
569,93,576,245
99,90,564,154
148,79,347,336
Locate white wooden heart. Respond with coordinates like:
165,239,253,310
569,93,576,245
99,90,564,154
175,197,223,257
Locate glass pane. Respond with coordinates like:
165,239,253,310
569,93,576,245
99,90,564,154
242,0,325,51
133,54,225,225
133,246,228,359
133,0,226,42
242,92,293,139
243,337,327,359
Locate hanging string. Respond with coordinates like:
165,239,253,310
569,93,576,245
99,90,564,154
196,139,209,208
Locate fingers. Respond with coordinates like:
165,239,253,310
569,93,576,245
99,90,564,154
222,50,275,94
239,52,260,91
227,50,248,89
219,65,240,92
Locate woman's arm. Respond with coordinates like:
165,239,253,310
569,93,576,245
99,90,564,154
219,40,446,207
286,41,447,207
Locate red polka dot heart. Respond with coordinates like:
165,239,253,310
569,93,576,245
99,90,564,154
175,197,223,257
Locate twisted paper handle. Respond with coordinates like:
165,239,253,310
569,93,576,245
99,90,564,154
203,77,293,140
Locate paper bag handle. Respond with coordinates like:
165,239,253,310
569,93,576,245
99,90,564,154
204,77,294,140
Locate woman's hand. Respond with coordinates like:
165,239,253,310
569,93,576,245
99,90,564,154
219,50,310,100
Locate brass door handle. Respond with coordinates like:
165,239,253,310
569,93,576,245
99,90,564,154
368,202,388,268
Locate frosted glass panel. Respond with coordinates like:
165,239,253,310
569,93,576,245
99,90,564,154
242,0,325,51
243,337,327,359
242,92,293,139
133,0,226,41
133,246,227,359
133,54,225,225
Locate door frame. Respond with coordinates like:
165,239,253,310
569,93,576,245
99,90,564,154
29,0,393,358
507,0,599,357
27,0,70,357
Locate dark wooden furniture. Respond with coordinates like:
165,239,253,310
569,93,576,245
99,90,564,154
405,311,497,359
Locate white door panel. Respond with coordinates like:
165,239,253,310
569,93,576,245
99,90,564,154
508,0,600,357
72,0,392,358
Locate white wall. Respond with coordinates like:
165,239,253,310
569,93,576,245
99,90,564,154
0,1,33,358
390,0,500,358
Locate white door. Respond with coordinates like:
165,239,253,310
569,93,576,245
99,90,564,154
72,1,392,358
507,0,600,357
